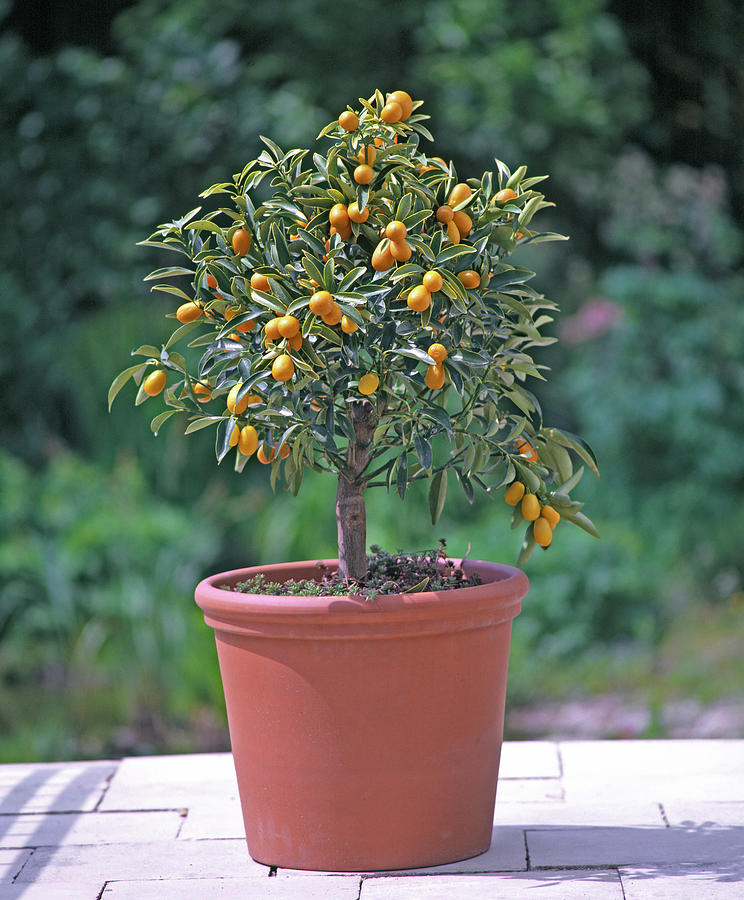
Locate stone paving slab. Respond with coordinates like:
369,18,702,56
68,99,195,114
15,838,268,883
662,801,744,828
360,870,625,897
495,778,563,802
0,885,104,899
527,824,744,869
620,865,744,898
178,799,245,841
492,801,665,828
99,753,237,811
0,849,31,884
499,741,561,779
103,874,362,898
0,762,117,813
0,810,183,849
559,740,744,803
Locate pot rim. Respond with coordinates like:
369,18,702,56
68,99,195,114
195,558,528,638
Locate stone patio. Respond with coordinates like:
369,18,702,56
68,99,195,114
1,740,742,898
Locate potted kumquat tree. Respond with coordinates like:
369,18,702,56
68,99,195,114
110,89,598,872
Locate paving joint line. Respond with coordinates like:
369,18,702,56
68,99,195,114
617,866,628,900
93,765,119,812
658,802,671,828
523,827,531,870
10,846,35,883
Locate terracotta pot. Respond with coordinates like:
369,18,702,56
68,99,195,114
195,558,527,871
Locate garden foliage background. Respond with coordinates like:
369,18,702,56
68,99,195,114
1,0,743,759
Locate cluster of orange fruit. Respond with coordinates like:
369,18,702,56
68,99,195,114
224,383,289,462
504,479,561,548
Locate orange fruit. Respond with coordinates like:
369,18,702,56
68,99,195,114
143,370,166,396
540,506,561,529
236,318,256,333
388,90,413,120
504,481,526,506
452,210,473,237
358,373,379,395
245,394,262,407
436,205,454,223
448,183,473,207
371,240,394,272
322,302,343,326
224,305,240,322
340,315,358,334
425,363,446,390
228,423,240,448
390,239,412,262
272,354,295,382
407,285,431,312
329,203,351,230
347,201,370,223
238,424,258,456
231,228,252,256
264,317,282,342
250,272,271,293
533,517,553,547
277,315,300,339
176,301,202,323
338,110,359,131
309,290,334,316
427,342,447,363
521,493,541,522
446,220,461,243
193,382,212,403
515,438,538,463
289,333,303,350
494,188,517,204
385,220,407,242
380,101,403,123
329,223,352,241
457,269,481,289
422,270,443,293
357,145,377,165
226,382,249,415
257,443,275,464
206,272,218,289
354,164,374,185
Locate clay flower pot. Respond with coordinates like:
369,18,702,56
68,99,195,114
195,558,528,872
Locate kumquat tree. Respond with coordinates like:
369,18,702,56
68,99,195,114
109,89,599,582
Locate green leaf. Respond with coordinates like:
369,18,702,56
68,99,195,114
561,509,601,539
517,530,537,566
108,363,146,411
185,219,224,235
436,243,475,265
396,451,408,499
414,434,433,470
456,468,474,503
557,466,584,494
150,410,178,435
165,320,202,349
132,345,162,359
149,284,194,302
547,428,600,478
144,267,195,281
422,403,453,433
184,416,223,435
395,346,438,365
216,419,238,463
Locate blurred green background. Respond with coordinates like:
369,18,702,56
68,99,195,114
2,0,743,760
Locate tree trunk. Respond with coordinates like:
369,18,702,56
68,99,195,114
336,399,378,581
